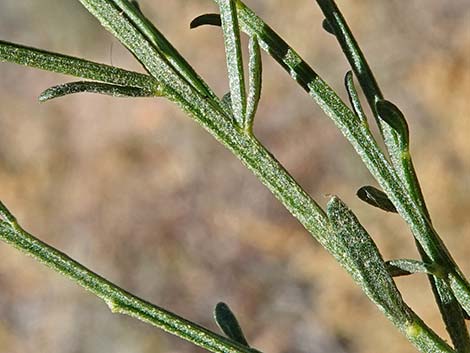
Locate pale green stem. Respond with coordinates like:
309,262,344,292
0,205,255,353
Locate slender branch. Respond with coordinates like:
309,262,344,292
0,1,466,352
0,202,256,353
315,1,470,350
205,0,470,318
223,0,445,261
0,40,159,90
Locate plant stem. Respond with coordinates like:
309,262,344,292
0,129,455,353
0,203,256,353
221,0,470,327
0,1,466,352
315,1,470,350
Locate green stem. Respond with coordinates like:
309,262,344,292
315,1,470,350
0,1,465,352
0,123,455,353
0,204,255,353
227,0,449,264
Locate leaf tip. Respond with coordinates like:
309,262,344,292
326,195,343,218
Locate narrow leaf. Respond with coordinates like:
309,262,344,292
357,186,397,213
110,0,214,99
326,196,411,325
344,71,368,127
245,36,262,132
39,81,158,102
190,14,222,29
0,40,159,90
214,302,249,347
218,0,247,126
315,0,394,155
376,99,409,151
386,259,441,277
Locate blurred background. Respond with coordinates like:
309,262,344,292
0,1,469,352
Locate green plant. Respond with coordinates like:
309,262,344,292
0,1,468,352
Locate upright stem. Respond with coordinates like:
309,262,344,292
315,1,470,350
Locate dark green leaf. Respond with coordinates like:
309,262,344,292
357,185,397,213
190,14,222,29
214,302,249,347
39,81,157,102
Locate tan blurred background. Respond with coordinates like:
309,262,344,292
0,1,469,352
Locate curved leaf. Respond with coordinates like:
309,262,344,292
190,14,222,29
245,36,262,132
214,302,249,347
357,185,397,213
344,71,368,126
39,81,158,102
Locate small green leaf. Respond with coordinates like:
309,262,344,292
39,81,158,102
357,185,397,213
376,99,409,151
344,71,368,127
245,36,262,132
219,0,247,126
190,14,222,29
321,18,335,35
326,196,411,325
385,259,442,278
214,302,249,347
